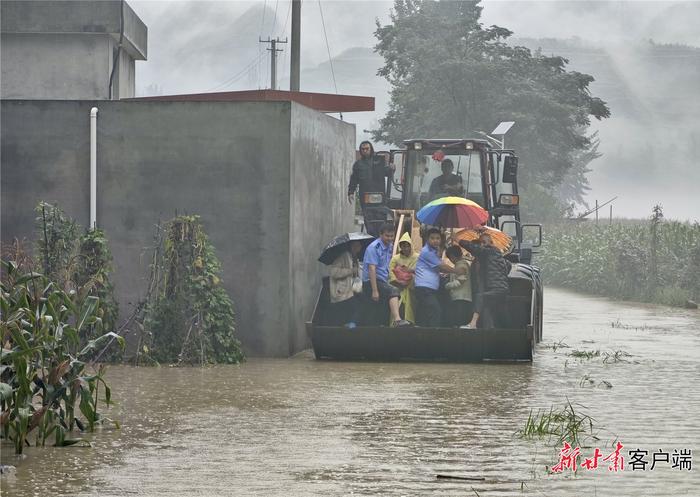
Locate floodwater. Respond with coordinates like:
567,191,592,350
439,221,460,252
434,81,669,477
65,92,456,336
2,288,699,496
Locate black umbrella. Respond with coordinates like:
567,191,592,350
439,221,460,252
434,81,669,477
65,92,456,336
318,232,375,265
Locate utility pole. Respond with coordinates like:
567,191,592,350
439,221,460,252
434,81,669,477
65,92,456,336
595,200,599,225
259,37,287,90
290,0,301,91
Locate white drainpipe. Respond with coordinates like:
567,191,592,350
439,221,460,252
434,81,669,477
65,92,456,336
90,107,98,229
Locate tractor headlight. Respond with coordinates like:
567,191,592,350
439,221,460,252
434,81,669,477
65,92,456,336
363,193,384,205
498,194,520,206
465,141,474,150
413,142,422,150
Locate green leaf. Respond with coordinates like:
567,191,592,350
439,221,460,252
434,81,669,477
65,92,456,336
78,332,122,357
58,438,90,447
15,272,43,285
76,296,99,332
103,384,111,405
0,382,13,401
78,385,96,428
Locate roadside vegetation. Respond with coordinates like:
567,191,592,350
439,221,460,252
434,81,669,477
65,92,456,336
538,206,700,307
135,215,244,366
1,203,123,455
2,205,244,456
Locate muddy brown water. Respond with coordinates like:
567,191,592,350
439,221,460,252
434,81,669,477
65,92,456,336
2,287,699,496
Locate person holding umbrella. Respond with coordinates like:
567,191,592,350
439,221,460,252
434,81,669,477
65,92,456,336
459,229,512,329
319,232,374,327
413,196,489,327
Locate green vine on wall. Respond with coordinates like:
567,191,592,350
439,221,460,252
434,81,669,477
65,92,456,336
138,215,244,365
33,203,119,354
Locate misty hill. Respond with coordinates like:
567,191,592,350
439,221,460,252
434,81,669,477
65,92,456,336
510,37,700,219
512,37,700,121
297,38,699,219
137,2,285,95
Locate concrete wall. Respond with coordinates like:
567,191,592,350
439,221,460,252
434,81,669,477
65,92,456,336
1,99,355,357
0,1,147,59
0,0,146,100
115,44,136,99
288,104,355,353
1,33,114,100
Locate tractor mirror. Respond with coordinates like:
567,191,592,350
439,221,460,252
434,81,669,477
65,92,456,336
503,156,518,183
521,223,542,248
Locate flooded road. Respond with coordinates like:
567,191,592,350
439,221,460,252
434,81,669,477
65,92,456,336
2,287,699,496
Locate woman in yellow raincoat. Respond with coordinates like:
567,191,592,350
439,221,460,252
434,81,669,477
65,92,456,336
389,232,418,323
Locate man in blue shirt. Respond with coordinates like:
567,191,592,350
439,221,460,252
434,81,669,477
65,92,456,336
414,228,467,327
363,222,411,327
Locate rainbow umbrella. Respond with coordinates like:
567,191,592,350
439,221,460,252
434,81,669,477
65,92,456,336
416,196,488,228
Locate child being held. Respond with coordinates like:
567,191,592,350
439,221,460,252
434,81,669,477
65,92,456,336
444,245,474,328
389,232,418,323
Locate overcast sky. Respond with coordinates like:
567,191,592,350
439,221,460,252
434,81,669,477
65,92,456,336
129,1,700,220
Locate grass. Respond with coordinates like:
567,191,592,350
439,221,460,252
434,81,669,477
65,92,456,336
603,350,631,363
579,375,613,388
610,319,652,331
568,349,600,360
540,338,570,352
516,399,599,448
566,348,632,364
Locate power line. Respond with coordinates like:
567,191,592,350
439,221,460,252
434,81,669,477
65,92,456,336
317,0,337,93
259,0,268,34
206,51,266,92
271,0,280,34
282,0,292,34
279,1,293,83
318,0,341,118
257,0,268,89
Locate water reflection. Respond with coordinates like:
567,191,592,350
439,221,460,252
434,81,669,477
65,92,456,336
2,288,699,496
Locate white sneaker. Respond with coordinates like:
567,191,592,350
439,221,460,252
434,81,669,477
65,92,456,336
460,324,476,330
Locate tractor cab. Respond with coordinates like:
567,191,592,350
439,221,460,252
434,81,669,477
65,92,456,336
379,139,541,264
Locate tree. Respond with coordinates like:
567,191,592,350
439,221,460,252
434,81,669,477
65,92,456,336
373,0,610,208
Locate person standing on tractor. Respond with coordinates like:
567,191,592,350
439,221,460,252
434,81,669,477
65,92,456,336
429,159,464,201
459,231,511,329
347,141,395,212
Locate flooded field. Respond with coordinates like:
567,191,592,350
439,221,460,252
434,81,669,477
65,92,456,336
2,287,699,496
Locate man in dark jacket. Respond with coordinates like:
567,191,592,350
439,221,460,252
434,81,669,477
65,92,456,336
347,141,395,210
428,159,464,200
458,231,512,329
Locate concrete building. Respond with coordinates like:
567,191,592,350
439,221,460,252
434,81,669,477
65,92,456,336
1,1,374,356
1,0,147,99
1,97,360,356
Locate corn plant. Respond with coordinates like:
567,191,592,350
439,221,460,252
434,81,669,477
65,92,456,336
538,207,700,306
1,260,123,454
